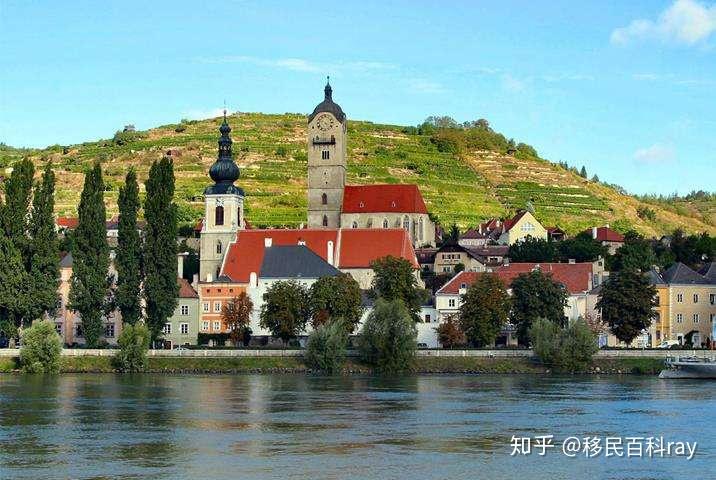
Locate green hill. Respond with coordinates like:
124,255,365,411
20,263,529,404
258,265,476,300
1,112,714,237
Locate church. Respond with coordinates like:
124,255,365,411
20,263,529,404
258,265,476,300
199,80,435,281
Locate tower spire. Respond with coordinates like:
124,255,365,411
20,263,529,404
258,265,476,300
324,75,332,101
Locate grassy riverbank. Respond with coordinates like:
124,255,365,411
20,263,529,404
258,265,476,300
0,355,666,375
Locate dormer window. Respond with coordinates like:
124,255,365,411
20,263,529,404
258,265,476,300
359,201,364,208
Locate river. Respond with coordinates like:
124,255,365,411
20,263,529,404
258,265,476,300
0,374,714,480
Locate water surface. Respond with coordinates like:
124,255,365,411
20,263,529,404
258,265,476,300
1,374,714,479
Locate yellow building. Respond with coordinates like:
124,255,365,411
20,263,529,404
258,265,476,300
478,210,547,246
661,263,716,347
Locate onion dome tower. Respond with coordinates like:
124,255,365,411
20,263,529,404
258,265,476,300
199,110,245,282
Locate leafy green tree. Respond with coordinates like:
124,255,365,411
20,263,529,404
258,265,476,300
0,231,32,336
143,157,179,342
459,273,510,346
113,323,151,372
445,224,460,245
556,232,607,263
435,315,467,348
27,164,60,322
221,292,253,346
609,231,656,272
529,318,597,372
19,320,62,374
510,270,567,344
370,255,423,321
529,318,561,365
305,320,348,373
116,168,143,325
508,236,556,262
309,273,363,332
596,270,656,344
358,298,417,373
69,163,110,347
260,280,310,345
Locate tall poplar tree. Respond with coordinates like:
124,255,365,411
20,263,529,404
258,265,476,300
143,157,178,342
69,163,109,347
0,159,34,263
0,230,32,336
27,164,60,321
116,168,142,325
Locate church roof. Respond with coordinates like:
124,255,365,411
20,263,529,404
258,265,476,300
342,184,428,214
308,79,346,123
260,245,340,279
205,111,244,196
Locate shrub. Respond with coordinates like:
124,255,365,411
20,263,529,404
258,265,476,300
175,125,187,133
275,145,288,157
435,315,467,348
305,320,348,373
113,323,151,372
529,318,598,372
19,320,63,374
358,298,417,373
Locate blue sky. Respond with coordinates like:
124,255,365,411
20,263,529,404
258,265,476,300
1,0,714,195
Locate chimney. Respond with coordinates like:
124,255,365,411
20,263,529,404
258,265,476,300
592,227,598,239
192,273,199,290
264,237,272,247
249,272,257,288
568,258,576,264
206,273,213,283
327,240,335,266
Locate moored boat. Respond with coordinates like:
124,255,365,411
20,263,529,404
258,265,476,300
659,355,716,379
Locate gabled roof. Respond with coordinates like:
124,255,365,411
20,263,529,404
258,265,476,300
221,228,418,283
648,269,666,285
178,278,199,298
584,226,624,243
437,262,594,296
342,184,428,214
56,217,79,229
502,210,529,232
460,228,489,240
662,262,710,285
699,262,716,283
260,245,340,279
415,247,438,264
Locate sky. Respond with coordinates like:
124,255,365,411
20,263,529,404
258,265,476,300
1,0,715,195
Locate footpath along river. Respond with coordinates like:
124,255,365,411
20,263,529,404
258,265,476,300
0,374,714,480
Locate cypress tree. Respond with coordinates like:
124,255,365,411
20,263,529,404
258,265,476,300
0,230,32,336
1,159,34,265
28,163,60,321
69,163,109,347
116,168,142,325
143,157,178,342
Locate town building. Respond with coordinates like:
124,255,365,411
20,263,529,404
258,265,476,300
161,278,200,348
476,210,548,245
583,225,624,254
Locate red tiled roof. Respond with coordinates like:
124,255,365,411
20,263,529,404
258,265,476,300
178,278,198,298
437,262,593,295
220,228,418,283
502,210,528,232
460,228,489,240
56,217,79,229
342,184,428,214
338,229,419,269
585,226,624,243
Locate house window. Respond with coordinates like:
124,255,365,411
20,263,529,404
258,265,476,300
214,301,221,313
442,266,450,273
180,323,189,335
163,323,172,335
104,323,115,338
693,294,699,303
448,298,456,308
521,222,535,232
55,323,62,335
202,321,209,331
693,314,700,323
382,218,389,228
202,302,210,313
677,293,683,303
403,215,410,230
424,314,431,323
180,305,189,316
215,205,224,226
460,283,467,289
322,150,330,160
711,294,716,305
352,221,358,229
676,313,683,323
213,321,221,331
321,193,327,205
322,215,328,227
216,240,222,255
75,324,84,338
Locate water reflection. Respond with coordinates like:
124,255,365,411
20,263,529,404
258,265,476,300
1,374,715,480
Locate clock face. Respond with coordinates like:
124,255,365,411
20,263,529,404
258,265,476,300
316,114,335,132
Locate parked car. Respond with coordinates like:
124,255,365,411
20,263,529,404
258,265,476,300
657,340,680,349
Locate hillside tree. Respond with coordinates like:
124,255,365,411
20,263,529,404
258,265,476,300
116,168,142,325
143,157,179,342
69,163,110,347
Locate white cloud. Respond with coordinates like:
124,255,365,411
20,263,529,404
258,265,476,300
182,108,226,121
611,0,716,45
501,74,526,92
633,143,676,164
196,55,396,74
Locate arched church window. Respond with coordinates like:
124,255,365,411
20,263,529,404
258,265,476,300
419,217,424,240
215,205,224,226
382,218,389,229
352,221,358,229
322,193,328,205
403,215,410,231
322,215,328,227
216,240,222,255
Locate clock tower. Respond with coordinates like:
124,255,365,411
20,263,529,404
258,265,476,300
307,78,346,229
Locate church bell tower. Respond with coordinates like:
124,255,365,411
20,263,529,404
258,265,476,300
199,110,245,281
307,78,347,229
